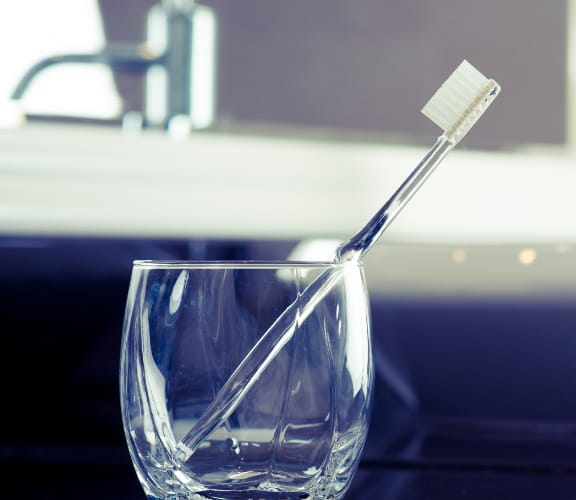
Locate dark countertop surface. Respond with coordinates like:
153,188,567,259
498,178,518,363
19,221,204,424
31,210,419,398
4,445,576,500
3,235,576,499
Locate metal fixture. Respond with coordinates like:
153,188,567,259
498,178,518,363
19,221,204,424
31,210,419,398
10,0,218,131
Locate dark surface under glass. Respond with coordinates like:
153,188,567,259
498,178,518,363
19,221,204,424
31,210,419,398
4,445,576,499
2,235,576,499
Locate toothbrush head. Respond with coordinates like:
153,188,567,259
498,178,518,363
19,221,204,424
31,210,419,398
421,59,501,145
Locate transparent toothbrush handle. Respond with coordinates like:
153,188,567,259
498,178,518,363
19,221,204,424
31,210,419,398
336,136,454,261
175,265,345,461
176,135,454,461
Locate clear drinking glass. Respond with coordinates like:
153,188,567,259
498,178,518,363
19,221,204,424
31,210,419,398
120,260,374,499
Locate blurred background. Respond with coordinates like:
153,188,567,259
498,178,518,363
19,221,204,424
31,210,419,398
1,1,576,498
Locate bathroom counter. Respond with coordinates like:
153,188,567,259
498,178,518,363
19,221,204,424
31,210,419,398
1,123,575,244
4,443,576,499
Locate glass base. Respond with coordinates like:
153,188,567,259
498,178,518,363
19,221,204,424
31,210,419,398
148,492,324,500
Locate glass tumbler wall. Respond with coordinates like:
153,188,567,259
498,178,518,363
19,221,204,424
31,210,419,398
120,260,374,499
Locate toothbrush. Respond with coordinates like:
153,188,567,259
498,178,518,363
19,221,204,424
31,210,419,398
175,59,501,461
336,60,501,261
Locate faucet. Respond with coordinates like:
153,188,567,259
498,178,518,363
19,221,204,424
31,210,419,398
10,0,217,132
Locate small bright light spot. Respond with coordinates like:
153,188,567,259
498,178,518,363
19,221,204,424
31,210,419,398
518,248,537,266
451,248,467,264
286,239,341,261
555,243,572,254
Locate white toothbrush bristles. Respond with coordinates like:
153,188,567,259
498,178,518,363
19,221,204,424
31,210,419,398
421,59,500,145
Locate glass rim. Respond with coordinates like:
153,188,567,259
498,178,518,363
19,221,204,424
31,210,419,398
132,259,363,269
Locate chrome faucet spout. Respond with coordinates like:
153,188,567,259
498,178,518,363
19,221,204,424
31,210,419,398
11,45,165,101
10,0,217,132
